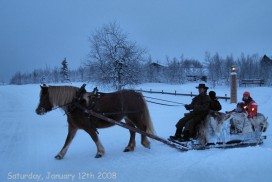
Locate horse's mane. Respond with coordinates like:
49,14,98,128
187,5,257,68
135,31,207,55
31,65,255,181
48,86,79,107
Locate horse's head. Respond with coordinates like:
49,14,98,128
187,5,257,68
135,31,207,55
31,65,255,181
35,85,53,115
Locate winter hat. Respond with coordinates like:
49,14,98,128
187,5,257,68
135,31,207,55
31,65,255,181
237,102,244,107
243,91,250,97
209,91,216,99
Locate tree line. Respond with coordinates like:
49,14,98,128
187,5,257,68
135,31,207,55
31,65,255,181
10,22,272,88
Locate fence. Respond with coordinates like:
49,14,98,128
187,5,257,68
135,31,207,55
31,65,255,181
135,89,230,101
241,79,264,87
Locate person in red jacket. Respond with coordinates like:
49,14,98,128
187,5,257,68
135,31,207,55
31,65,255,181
242,91,258,118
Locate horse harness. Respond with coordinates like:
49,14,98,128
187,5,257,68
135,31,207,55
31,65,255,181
67,84,141,133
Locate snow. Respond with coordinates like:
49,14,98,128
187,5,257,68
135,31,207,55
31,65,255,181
0,83,272,182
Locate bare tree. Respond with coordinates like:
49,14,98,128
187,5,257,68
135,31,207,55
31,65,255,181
52,67,60,83
10,72,22,85
204,52,224,86
78,66,85,82
166,56,185,83
88,21,146,90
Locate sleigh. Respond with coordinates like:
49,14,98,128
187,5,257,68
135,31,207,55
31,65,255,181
169,111,269,150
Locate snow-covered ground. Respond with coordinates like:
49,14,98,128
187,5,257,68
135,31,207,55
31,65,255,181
0,83,272,182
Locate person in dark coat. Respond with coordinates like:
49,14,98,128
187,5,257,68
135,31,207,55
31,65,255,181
209,91,222,111
170,84,211,141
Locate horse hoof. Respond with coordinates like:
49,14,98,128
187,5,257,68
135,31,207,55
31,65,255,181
123,149,130,152
142,143,151,149
55,154,63,160
123,148,134,152
95,154,102,158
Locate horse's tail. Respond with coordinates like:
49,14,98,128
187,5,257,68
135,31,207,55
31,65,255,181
141,94,156,135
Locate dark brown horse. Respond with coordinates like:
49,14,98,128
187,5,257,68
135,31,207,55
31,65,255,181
35,85,155,159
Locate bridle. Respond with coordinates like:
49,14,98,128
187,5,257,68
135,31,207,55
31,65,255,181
38,91,51,115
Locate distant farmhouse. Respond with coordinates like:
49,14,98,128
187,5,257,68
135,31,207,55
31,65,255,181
261,55,272,66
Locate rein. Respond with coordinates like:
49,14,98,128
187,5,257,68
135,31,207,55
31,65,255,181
144,96,186,107
145,100,183,107
51,103,73,112
50,85,185,114
100,110,140,116
49,84,87,114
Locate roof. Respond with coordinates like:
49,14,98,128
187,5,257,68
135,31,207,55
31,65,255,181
261,55,272,65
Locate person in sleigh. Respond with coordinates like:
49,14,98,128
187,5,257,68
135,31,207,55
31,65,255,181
209,91,222,112
226,102,244,113
228,91,259,133
170,84,211,141
226,91,257,117
242,91,258,118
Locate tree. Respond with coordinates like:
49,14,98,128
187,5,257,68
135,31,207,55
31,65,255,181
32,69,39,83
10,72,22,85
88,21,146,90
52,66,60,83
204,52,224,86
78,66,85,82
166,56,184,83
60,58,70,83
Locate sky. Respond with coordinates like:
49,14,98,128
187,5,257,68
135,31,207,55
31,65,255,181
0,0,272,83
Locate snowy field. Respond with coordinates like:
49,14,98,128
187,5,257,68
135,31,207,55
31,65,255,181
0,82,272,182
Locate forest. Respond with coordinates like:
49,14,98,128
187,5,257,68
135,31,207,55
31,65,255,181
9,22,272,88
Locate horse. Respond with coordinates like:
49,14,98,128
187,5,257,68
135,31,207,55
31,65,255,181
35,85,155,159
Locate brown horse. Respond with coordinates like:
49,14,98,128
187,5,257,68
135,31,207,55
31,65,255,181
35,85,155,159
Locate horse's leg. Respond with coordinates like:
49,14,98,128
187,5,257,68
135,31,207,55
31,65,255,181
140,125,151,149
124,118,136,152
83,128,105,158
55,124,78,160
129,116,151,149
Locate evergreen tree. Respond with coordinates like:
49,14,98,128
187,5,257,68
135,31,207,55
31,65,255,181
60,58,70,83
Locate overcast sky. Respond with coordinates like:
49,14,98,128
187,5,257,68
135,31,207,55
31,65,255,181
0,0,271,82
